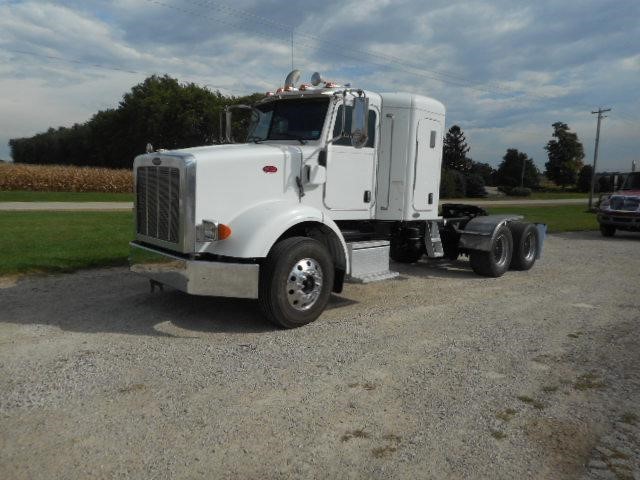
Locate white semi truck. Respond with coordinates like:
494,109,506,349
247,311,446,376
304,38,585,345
130,71,543,328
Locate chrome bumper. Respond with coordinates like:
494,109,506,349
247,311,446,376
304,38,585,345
598,212,640,230
129,242,259,298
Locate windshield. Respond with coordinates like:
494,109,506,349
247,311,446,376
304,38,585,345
247,98,330,142
622,172,640,190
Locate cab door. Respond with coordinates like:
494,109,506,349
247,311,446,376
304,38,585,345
323,105,378,218
412,117,442,212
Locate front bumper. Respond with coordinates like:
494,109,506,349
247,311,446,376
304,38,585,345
129,242,259,298
597,212,640,231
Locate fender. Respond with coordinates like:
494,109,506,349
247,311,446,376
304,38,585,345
199,200,350,271
458,214,523,252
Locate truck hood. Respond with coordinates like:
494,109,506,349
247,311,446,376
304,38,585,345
170,142,316,165
172,143,319,239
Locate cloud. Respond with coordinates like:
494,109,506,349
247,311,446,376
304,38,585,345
0,0,638,172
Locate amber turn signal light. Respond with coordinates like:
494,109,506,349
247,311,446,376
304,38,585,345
218,223,232,240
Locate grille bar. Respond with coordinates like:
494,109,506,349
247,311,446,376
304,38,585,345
136,166,181,243
610,196,640,211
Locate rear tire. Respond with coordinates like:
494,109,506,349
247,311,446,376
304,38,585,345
509,222,538,271
259,237,334,329
470,225,513,277
600,224,616,237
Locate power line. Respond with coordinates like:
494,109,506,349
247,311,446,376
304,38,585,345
1,48,250,96
139,0,640,124
182,0,554,99
4,49,141,75
143,0,557,101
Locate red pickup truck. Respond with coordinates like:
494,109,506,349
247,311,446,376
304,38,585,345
597,172,640,236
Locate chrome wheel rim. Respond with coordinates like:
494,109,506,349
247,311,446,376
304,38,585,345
286,258,323,311
493,234,509,267
523,232,536,263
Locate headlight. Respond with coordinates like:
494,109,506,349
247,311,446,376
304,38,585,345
201,220,232,241
202,220,219,241
598,195,611,210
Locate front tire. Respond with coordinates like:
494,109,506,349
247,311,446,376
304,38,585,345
470,225,513,277
600,224,616,237
259,237,334,329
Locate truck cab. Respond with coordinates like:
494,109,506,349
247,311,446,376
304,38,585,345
130,71,543,328
597,172,640,236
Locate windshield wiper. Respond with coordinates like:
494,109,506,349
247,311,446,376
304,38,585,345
247,135,263,144
272,132,307,145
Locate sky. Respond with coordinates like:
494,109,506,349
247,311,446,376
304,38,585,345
1,0,639,172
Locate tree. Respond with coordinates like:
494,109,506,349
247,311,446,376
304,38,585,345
470,161,497,186
544,122,585,188
439,169,466,198
465,173,487,197
576,165,593,193
10,75,261,168
496,149,540,189
443,125,472,172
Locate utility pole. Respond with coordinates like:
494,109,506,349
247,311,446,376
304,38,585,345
588,107,611,210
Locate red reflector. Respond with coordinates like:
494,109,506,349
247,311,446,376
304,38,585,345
263,165,278,173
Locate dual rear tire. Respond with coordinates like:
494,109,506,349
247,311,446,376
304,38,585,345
470,222,539,277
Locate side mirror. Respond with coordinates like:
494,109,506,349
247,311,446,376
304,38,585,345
223,104,253,143
351,96,369,148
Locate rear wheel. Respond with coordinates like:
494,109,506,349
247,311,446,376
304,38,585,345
470,225,513,277
259,237,334,329
510,222,538,271
600,224,616,237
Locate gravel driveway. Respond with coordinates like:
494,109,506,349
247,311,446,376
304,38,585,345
1,231,639,479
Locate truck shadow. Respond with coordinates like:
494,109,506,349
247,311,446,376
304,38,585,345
392,258,479,279
0,269,360,337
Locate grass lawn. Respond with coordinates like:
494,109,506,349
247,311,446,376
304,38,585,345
0,211,134,276
488,205,597,233
482,192,589,200
0,190,133,202
0,205,598,276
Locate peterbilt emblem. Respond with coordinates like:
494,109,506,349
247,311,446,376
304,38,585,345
152,157,162,166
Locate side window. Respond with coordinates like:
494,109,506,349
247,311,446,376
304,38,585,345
366,110,376,148
332,106,377,148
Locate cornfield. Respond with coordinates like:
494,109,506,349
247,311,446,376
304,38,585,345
0,163,133,193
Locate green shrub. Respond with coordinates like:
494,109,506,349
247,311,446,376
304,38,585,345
465,173,487,197
509,187,532,197
441,169,467,198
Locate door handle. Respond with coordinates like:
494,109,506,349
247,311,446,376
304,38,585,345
363,190,371,203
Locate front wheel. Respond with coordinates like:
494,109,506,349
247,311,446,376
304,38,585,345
469,225,513,277
600,224,616,237
259,237,334,329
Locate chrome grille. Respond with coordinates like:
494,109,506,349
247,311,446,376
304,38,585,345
136,166,180,243
610,196,640,211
